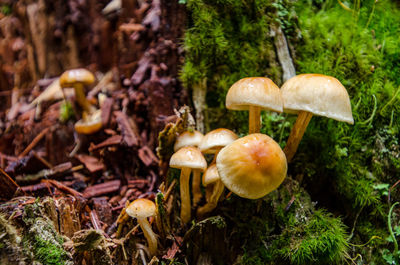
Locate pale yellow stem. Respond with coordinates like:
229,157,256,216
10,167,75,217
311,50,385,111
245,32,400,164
283,110,313,163
192,169,202,206
180,167,192,224
137,217,158,257
249,105,261,134
74,83,93,114
196,180,225,218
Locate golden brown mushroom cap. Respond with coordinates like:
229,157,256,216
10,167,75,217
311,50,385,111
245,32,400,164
202,163,220,186
126,198,156,219
174,130,204,152
74,109,102,134
226,77,283,112
59,68,95,88
199,128,238,154
281,74,354,124
216,133,287,199
169,146,207,171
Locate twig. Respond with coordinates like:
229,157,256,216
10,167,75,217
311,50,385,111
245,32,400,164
18,127,50,158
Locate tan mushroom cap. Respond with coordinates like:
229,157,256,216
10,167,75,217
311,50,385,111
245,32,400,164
216,133,287,199
126,198,156,219
169,146,207,171
202,164,220,186
226,77,283,112
199,128,238,154
59,68,95,87
74,109,102,134
281,74,354,124
174,130,204,152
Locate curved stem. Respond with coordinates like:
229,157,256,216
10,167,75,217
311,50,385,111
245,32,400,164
249,106,261,134
74,83,93,113
197,180,225,218
180,167,192,224
192,169,202,206
137,217,158,257
211,149,220,164
283,111,313,163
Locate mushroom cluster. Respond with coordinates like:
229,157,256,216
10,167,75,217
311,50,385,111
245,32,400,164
120,73,353,260
167,73,353,225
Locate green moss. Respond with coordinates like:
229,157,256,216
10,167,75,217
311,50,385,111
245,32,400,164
22,203,73,265
273,210,348,264
182,0,297,134
220,179,348,264
287,0,400,262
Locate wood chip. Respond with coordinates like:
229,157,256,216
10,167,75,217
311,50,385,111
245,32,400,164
75,154,105,173
114,111,139,147
138,145,159,166
88,135,122,152
83,180,121,199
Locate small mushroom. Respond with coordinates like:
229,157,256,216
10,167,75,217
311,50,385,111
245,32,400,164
198,128,238,163
169,146,207,224
196,163,225,218
59,68,96,113
126,198,158,257
60,68,103,135
280,74,354,162
74,109,102,134
226,77,283,133
173,130,204,206
216,133,287,199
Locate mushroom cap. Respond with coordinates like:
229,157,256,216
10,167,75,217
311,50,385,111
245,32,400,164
126,198,156,219
199,128,238,154
216,133,287,199
169,146,207,171
226,77,283,112
173,130,204,152
74,109,102,134
281,74,354,124
60,68,95,87
202,163,220,186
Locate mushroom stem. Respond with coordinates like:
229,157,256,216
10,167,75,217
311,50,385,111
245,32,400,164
196,180,225,218
192,169,202,206
283,110,313,162
249,105,261,134
137,217,158,257
74,83,93,113
180,167,192,224
211,149,221,164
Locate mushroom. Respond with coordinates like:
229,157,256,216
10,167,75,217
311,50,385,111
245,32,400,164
193,128,237,206
173,130,204,152
198,128,238,163
280,74,354,162
196,163,225,218
169,146,207,224
226,77,283,134
59,68,96,113
126,198,158,257
59,68,103,134
216,133,287,199
173,130,204,206
74,109,102,134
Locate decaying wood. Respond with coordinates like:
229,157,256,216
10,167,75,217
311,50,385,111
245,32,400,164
0,0,187,263
271,23,296,82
